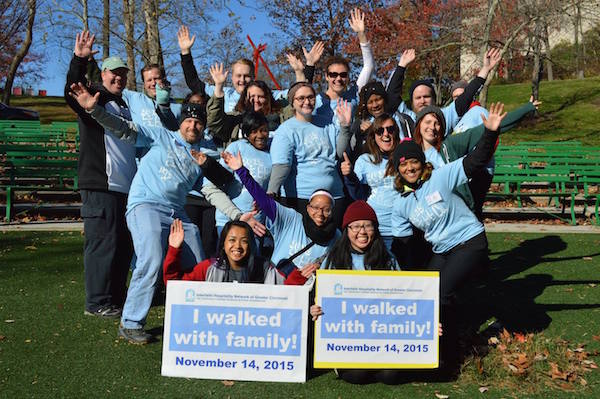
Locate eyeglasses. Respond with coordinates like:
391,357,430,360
375,125,397,136
294,95,316,103
327,72,349,79
308,204,332,216
348,223,375,233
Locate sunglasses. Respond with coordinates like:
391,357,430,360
375,125,398,135
327,71,349,79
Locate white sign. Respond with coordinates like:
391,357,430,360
314,270,440,369
162,280,309,382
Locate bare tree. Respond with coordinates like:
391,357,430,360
142,0,163,68
122,0,136,89
2,0,36,105
102,0,110,59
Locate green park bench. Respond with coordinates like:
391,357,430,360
1,127,79,221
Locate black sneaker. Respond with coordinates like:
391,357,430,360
118,325,152,345
84,305,122,319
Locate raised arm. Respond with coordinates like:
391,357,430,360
69,83,139,141
178,25,206,95
454,48,502,117
335,100,352,157
302,41,325,84
462,102,506,178
341,152,370,200
222,151,278,222
65,31,97,117
349,8,374,91
385,49,416,114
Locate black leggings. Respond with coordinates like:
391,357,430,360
468,169,494,222
184,195,217,258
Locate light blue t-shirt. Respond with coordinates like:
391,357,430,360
127,126,205,213
424,147,446,170
122,89,182,128
453,105,488,134
397,101,459,137
353,154,398,237
314,86,359,124
204,85,288,114
268,203,340,268
270,117,344,199
322,252,399,271
391,159,484,254
214,140,272,227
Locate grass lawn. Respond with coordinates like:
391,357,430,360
1,231,599,398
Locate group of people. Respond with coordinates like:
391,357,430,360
64,9,541,384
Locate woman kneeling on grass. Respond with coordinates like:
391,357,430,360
309,201,440,384
163,219,286,284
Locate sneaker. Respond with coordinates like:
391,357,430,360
118,325,152,345
84,305,122,319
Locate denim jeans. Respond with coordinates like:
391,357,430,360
121,203,204,329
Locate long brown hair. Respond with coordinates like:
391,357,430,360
413,113,443,151
366,114,399,165
234,80,280,115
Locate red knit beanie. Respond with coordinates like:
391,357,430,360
342,200,378,230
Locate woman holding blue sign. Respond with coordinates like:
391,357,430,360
388,103,507,374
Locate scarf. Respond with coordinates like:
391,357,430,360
302,213,337,246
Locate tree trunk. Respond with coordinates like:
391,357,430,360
2,0,36,105
477,0,499,107
531,19,542,101
142,0,163,68
543,20,553,81
82,0,89,30
123,0,136,90
573,1,584,79
102,0,110,59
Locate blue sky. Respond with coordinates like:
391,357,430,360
36,4,277,96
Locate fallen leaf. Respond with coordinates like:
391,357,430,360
434,394,449,399
476,357,484,375
24,339,31,343
580,377,588,386
589,284,597,288
4,320,15,323
478,386,488,393
25,246,37,250
582,257,593,261
0,335,5,341
515,333,527,343
564,288,573,292
488,336,499,345
221,380,235,387
593,335,600,342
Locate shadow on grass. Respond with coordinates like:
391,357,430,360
467,235,600,334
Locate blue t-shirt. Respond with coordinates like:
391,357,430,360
353,154,398,236
397,101,459,137
314,86,359,124
322,252,399,271
391,159,484,253
268,203,340,268
127,126,205,213
270,117,344,199
204,85,288,114
453,105,488,134
214,140,272,227
424,147,446,170
122,89,181,128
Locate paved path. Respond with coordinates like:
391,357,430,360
1,221,599,234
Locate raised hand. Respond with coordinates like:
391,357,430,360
286,53,304,72
335,99,352,127
399,49,416,68
168,219,185,249
360,120,372,132
310,304,323,321
239,210,267,237
177,25,196,55
190,149,207,166
348,8,365,33
303,41,325,67
209,63,229,86
221,151,243,171
481,102,507,132
340,152,353,176
479,48,502,78
529,95,542,110
74,31,96,59
69,82,99,111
